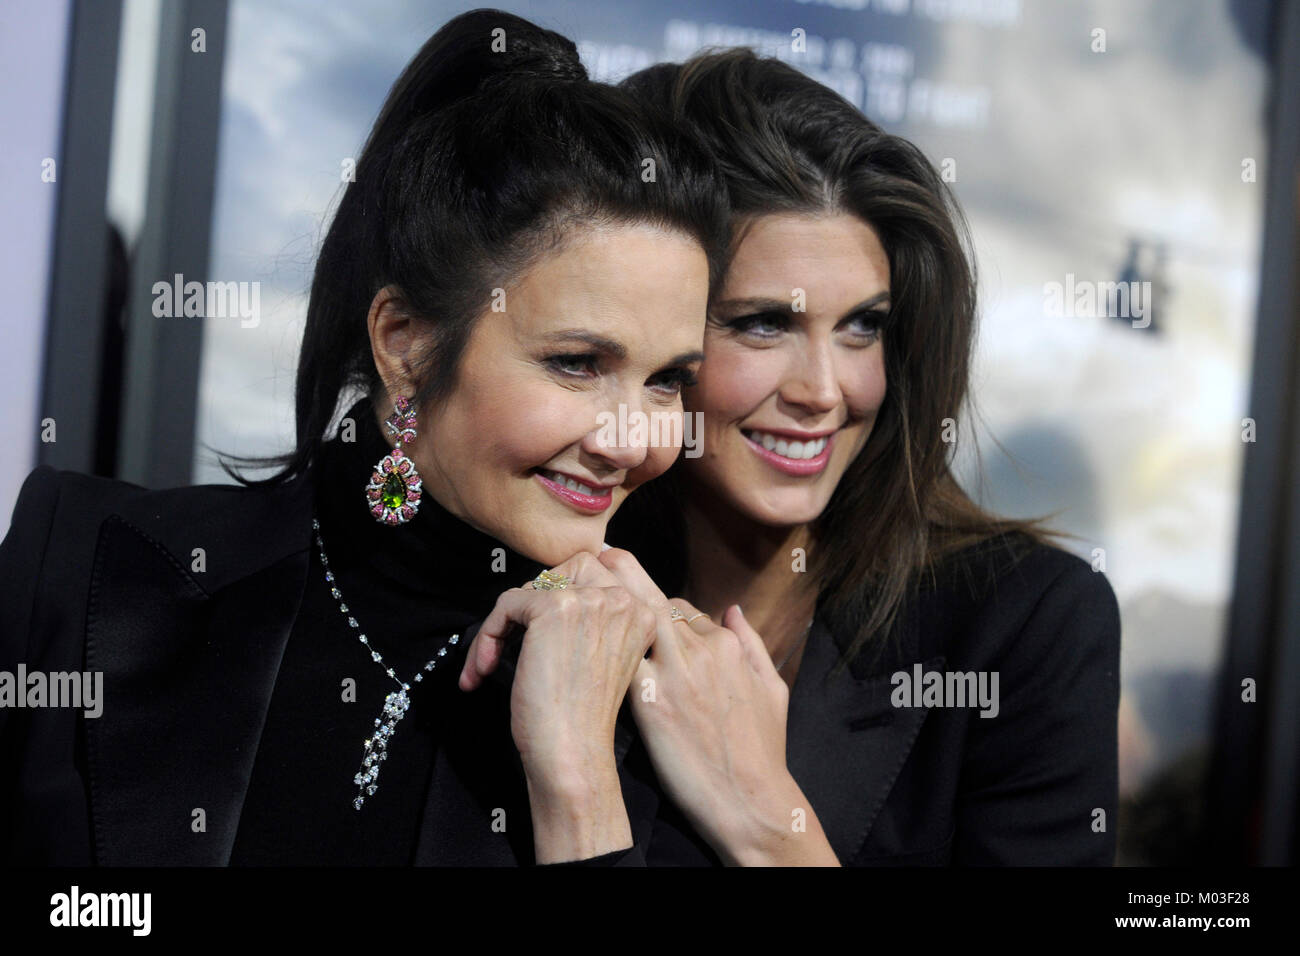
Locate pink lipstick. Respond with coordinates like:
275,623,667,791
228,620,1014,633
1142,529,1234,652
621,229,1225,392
534,470,615,514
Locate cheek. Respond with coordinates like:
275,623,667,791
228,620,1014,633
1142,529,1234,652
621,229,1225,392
691,344,783,422
640,442,678,481
844,350,887,419
444,373,569,473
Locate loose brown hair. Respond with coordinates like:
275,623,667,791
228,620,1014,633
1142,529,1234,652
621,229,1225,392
616,50,1074,678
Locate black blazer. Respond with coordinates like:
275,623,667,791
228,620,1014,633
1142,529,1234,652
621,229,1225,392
0,463,1120,865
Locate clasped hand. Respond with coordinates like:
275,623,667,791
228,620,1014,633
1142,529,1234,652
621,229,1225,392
457,549,796,864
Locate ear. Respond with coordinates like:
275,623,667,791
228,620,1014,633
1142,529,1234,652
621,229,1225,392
367,285,415,398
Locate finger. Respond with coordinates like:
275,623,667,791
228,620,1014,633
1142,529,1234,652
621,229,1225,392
722,603,780,678
589,551,682,670
457,588,537,691
598,547,669,608
663,596,718,636
546,550,622,589
645,596,710,677
642,599,691,672
458,626,514,692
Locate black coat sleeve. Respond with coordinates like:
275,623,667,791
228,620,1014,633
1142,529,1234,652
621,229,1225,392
952,557,1121,865
0,466,61,662
0,466,64,860
534,843,647,866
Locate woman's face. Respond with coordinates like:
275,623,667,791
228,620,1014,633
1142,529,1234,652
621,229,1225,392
379,222,709,567
683,212,889,529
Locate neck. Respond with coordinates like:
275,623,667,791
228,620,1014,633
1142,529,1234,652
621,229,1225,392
680,479,817,665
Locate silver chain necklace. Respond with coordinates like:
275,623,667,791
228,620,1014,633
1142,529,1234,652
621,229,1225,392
311,515,461,811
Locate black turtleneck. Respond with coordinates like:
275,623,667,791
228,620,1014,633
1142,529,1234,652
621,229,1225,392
228,398,546,864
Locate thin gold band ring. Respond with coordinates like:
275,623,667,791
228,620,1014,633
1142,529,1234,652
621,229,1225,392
669,606,708,625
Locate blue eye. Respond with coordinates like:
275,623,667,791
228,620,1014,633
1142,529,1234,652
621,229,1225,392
727,313,786,338
843,310,886,342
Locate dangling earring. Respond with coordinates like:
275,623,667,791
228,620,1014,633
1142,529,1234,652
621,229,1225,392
365,394,423,526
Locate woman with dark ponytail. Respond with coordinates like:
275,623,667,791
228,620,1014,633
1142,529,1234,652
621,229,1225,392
469,49,1120,865
0,10,729,865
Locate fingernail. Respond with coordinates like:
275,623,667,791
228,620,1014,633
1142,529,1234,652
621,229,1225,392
600,542,612,552
735,604,745,618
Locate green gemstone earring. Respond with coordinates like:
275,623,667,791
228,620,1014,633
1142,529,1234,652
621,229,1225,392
364,394,423,526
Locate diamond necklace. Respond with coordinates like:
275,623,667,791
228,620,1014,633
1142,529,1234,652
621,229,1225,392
311,515,461,811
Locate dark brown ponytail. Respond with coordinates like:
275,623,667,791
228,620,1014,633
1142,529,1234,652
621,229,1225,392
217,9,729,487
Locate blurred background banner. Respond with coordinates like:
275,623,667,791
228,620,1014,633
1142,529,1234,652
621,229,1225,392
3,0,1297,866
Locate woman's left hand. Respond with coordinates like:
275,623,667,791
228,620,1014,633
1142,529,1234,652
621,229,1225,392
598,548,810,865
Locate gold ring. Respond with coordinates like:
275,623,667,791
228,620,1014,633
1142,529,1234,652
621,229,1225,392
529,569,571,591
669,606,688,623
686,613,707,624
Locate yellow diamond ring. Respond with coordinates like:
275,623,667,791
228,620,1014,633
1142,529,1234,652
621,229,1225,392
529,569,572,591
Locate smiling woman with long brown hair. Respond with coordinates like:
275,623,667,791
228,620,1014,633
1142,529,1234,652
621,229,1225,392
472,48,1120,866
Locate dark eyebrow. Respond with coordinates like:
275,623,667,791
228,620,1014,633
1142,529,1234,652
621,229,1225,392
843,291,893,315
712,290,891,318
541,330,703,368
666,350,705,367
540,330,627,360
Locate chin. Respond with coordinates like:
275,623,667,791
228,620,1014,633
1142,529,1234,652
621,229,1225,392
743,491,830,529
518,524,608,567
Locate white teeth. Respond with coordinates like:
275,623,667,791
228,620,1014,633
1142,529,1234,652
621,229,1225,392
745,430,828,460
545,471,607,497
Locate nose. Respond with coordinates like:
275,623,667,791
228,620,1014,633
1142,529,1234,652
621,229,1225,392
779,336,841,415
581,400,652,473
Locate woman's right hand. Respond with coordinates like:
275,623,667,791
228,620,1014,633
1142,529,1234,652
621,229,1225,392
458,552,661,862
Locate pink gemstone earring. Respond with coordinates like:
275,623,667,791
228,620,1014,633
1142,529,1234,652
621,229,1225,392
365,395,423,526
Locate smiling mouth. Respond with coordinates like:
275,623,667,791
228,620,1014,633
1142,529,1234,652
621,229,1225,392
741,428,834,475
533,469,616,514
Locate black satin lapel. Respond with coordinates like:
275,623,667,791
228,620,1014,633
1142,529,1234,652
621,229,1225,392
415,693,527,863
415,622,529,864
786,617,944,863
84,515,307,865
